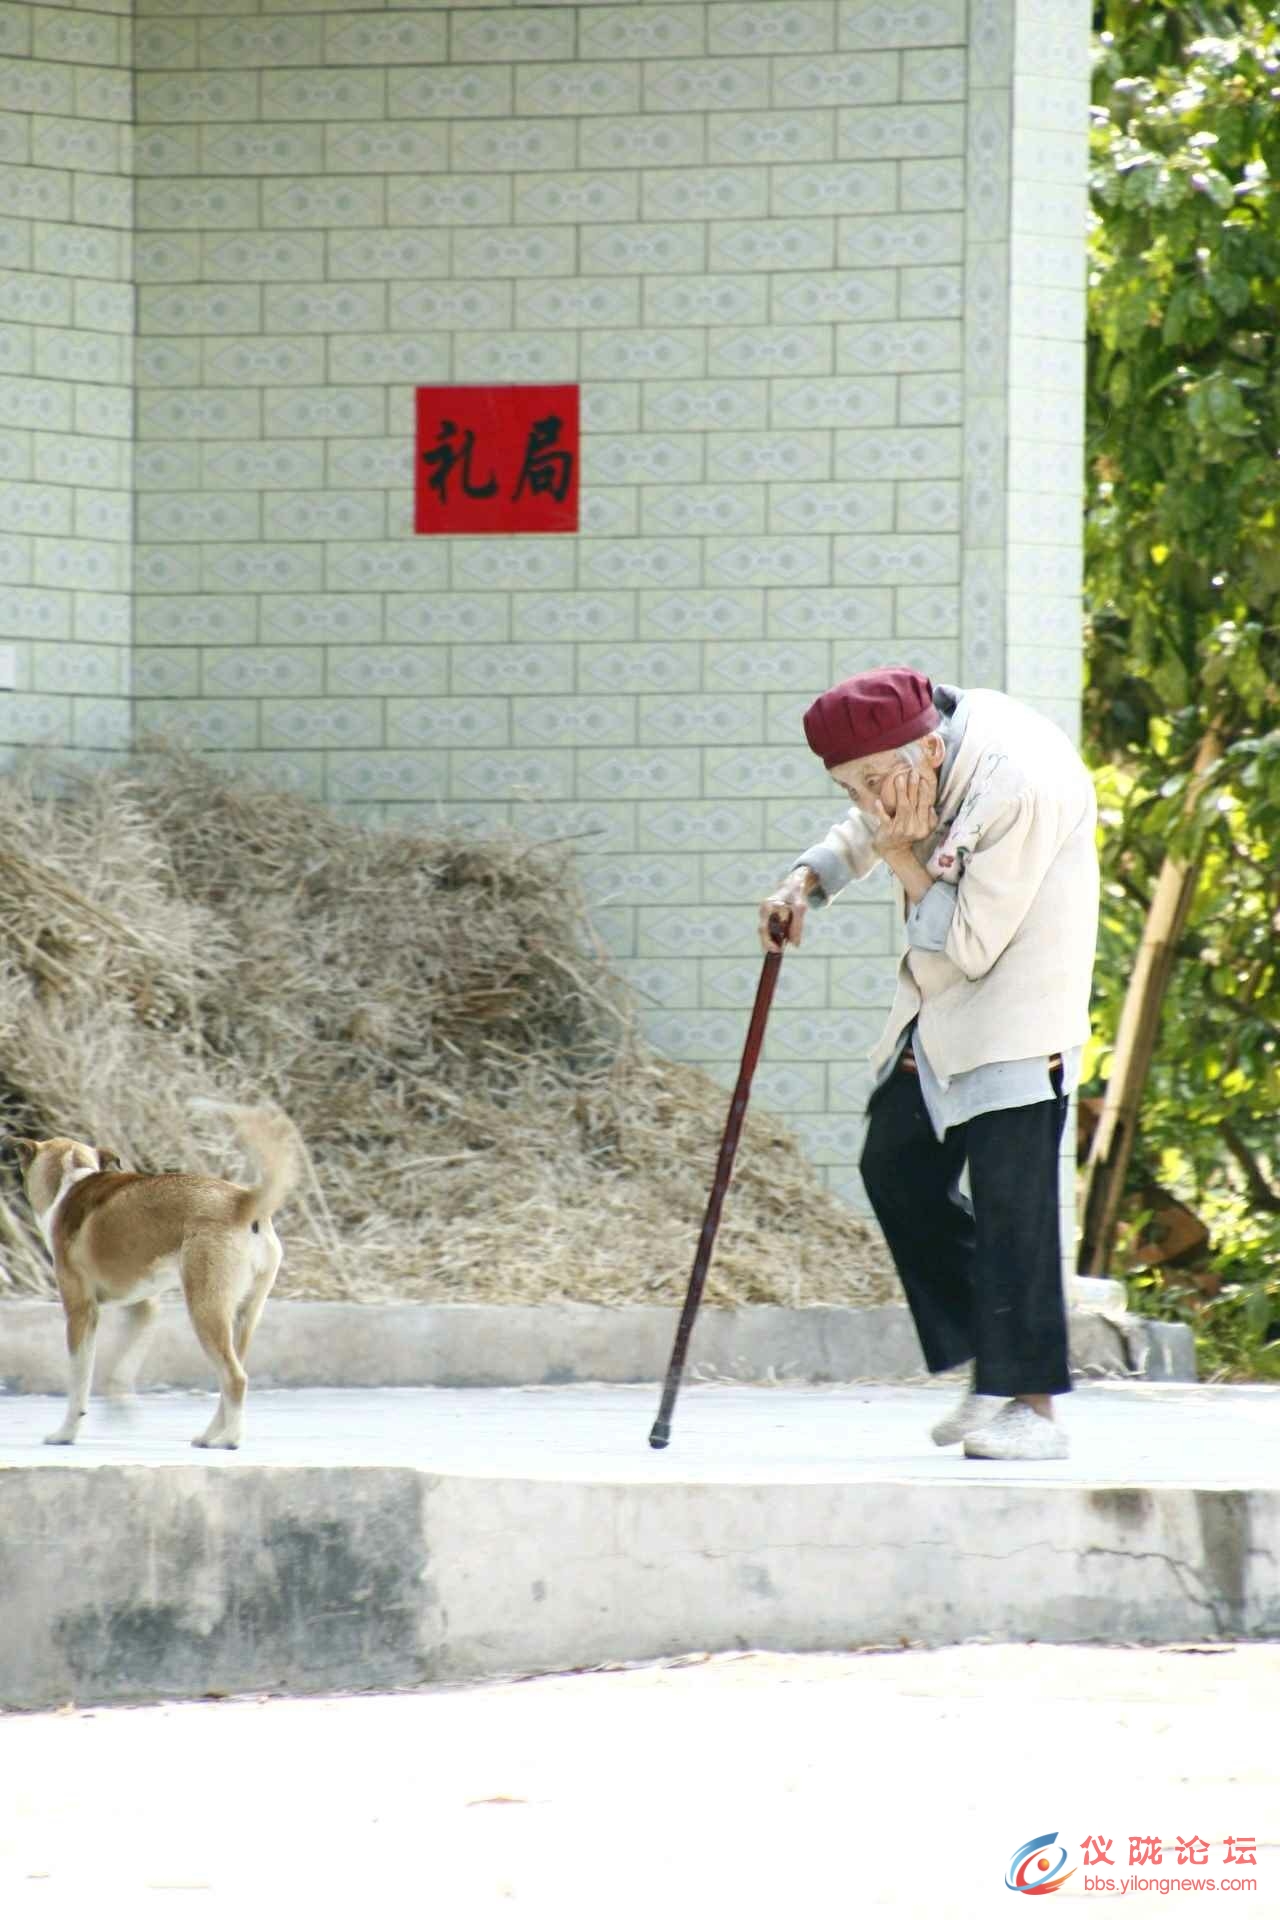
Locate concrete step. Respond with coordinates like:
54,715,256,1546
0,1380,1273,1711
0,1298,1196,1393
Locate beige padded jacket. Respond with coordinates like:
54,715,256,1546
801,688,1099,1082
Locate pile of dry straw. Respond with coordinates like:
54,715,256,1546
0,755,893,1308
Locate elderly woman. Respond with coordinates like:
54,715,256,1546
760,667,1099,1461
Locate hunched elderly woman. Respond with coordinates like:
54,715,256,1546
760,667,1099,1462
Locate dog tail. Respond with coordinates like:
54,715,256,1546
193,1101,305,1223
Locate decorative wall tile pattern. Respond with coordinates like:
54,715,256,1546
0,0,1090,1237
2,0,133,759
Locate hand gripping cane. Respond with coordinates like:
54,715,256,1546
649,913,789,1450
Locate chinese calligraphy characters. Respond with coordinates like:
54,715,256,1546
414,385,579,534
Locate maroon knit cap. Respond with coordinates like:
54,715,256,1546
803,667,939,768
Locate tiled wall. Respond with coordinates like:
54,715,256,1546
5,0,1090,1228
0,0,134,754
964,0,1088,1257
1004,0,1089,1261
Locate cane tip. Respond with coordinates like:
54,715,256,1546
648,1420,670,1450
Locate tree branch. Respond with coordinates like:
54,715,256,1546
1199,987,1280,1035
1220,1120,1280,1214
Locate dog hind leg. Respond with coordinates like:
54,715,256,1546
184,1242,248,1449
234,1230,282,1367
190,1313,246,1449
45,1297,98,1445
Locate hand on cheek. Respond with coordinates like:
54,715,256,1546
872,769,936,850
876,768,906,823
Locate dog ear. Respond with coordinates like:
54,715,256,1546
97,1148,122,1173
8,1137,40,1171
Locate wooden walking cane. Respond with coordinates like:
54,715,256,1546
649,913,789,1450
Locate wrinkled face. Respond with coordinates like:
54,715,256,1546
828,734,944,823
9,1136,114,1216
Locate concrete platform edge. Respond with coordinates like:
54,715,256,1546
0,1465,1267,1711
0,1300,1196,1393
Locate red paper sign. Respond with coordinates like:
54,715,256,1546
414,384,579,535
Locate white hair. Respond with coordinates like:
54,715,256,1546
896,732,943,768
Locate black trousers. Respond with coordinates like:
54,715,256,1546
859,1060,1071,1398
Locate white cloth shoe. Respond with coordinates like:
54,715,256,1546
930,1388,1004,1448
963,1400,1068,1460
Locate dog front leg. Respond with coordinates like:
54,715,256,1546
105,1299,159,1403
46,1299,98,1445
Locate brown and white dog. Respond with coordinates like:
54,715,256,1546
9,1105,303,1449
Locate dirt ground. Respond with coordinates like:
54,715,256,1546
2,1643,1276,1918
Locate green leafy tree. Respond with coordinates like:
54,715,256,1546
1085,1,1280,1357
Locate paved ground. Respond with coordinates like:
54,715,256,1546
2,1643,1278,1917
2,1379,1278,1485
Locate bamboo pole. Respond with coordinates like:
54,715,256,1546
1078,728,1223,1276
